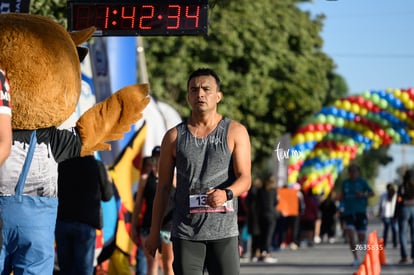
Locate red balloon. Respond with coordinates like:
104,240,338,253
315,123,325,131
364,100,374,110
356,96,365,105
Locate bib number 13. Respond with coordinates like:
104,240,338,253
189,194,207,208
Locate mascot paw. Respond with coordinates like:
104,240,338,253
77,83,150,156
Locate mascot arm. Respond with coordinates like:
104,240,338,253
76,84,150,156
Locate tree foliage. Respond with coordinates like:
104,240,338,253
143,0,338,170
29,0,67,26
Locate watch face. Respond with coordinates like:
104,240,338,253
226,189,233,200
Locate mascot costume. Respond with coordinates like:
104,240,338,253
0,13,150,274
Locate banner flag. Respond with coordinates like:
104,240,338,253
108,123,147,254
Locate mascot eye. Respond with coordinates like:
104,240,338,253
77,47,89,62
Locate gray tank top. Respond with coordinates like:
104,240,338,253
173,117,239,240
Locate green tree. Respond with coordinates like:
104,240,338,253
324,73,348,106
143,0,338,169
30,0,67,26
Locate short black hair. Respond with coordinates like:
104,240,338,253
348,164,360,173
151,146,161,156
187,68,221,90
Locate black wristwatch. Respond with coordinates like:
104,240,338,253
224,189,233,201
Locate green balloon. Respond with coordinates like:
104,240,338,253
379,98,388,109
316,114,326,124
371,93,380,104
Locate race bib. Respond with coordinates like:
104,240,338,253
189,194,234,213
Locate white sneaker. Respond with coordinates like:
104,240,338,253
289,243,298,250
314,236,321,244
263,256,278,263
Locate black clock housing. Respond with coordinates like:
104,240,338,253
67,0,208,36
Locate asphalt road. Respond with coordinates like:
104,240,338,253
240,219,413,275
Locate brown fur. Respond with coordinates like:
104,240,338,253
0,13,150,153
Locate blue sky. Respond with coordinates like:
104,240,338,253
299,0,414,187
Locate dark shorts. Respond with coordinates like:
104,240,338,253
343,213,368,232
172,236,239,275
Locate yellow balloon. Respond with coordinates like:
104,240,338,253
394,89,401,97
364,130,374,140
308,151,316,158
307,173,318,181
347,121,356,131
406,100,414,110
351,103,360,114
288,173,298,184
314,131,324,141
359,107,368,116
313,183,324,196
342,100,351,111
334,100,342,108
401,92,409,103
343,158,350,166
325,182,333,196
400,111,407,121
293,133,305,144
355,123,365,132
305,132,315,142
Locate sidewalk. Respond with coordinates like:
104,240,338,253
240,219,413,275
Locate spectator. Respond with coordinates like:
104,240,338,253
0,69,11,254
131,146,174,275
396,169,414,263
0,69,11,166
257,176,278,263
246,178,262,261
134,156,153,275
299,189,320,247
238,190,249,259
55,156,113,275
378,183,398,248
319,191,338,244
273,184,303,251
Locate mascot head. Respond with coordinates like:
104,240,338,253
0,13,95,130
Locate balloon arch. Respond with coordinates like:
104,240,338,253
288,88,414,196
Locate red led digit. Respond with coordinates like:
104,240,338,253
90,6,109,29
104,7,110,29
185,5,200,28
139,5,155,30
121,6,136,29
167,5,181,30
74,6,91,29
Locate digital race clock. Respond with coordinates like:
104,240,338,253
67,0,208,36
